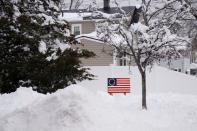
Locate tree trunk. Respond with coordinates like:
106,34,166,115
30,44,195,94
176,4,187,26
141,71,147,109
69,0,73,10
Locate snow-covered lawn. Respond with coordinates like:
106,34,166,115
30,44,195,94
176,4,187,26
0,66,197,131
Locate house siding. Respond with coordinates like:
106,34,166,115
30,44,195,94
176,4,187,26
191,38,197,63
70,21,95,34
72,39,114,66
69,21,136,66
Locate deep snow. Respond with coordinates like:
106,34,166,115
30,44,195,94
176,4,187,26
0,66,197,131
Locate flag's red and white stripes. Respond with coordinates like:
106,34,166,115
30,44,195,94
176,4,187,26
108,78,131,94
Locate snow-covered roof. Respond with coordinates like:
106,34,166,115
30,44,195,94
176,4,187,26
63,6,135,14
60,6,136,21
190,63,197,69
59,12,92,22
75,32,104,43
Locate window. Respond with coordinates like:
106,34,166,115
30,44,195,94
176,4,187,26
190,69,197,75
72,24,81,36
120,59,127,66
119,52,127,66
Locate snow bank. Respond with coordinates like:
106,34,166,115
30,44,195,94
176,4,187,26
0,86,90,131
0,66,197,131
79,66,197,95
0,87,45,118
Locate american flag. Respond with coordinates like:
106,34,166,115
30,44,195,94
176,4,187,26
107,78,130,95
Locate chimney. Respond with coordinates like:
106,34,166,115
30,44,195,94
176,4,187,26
130,7,142,25
104,0,110,11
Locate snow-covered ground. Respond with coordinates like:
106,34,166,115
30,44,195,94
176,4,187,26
0,66,197,131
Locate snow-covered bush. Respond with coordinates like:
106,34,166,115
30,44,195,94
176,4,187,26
0,0,94,94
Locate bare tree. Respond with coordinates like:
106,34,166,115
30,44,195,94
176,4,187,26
182,0,197,19
61,0,84,10
96,0,193,109
69,0,74,10
75,0,84,9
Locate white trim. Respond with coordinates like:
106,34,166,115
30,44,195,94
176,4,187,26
75,37,105,44
68,20,93,22
113,49,118,66
71,24,82,36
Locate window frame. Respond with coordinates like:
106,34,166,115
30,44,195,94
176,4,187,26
120,51,128,66
71,24,82,36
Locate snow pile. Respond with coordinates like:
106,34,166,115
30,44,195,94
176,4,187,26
190,63,197,69
0,66,197,131
0,87,45,118
75,31,101,41
0,86,89,131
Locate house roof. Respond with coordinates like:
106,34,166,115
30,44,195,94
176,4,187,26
75,31,106,43
60,6,141,42
61,6,136,20
190,63,197,69
62,6,135,14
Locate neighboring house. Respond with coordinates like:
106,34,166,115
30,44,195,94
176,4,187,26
190,37,197,63
190,63,197,76
159,57,190,74
60,1,140,66
159,57,197,76
190,37,197,76
159,37,197,76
